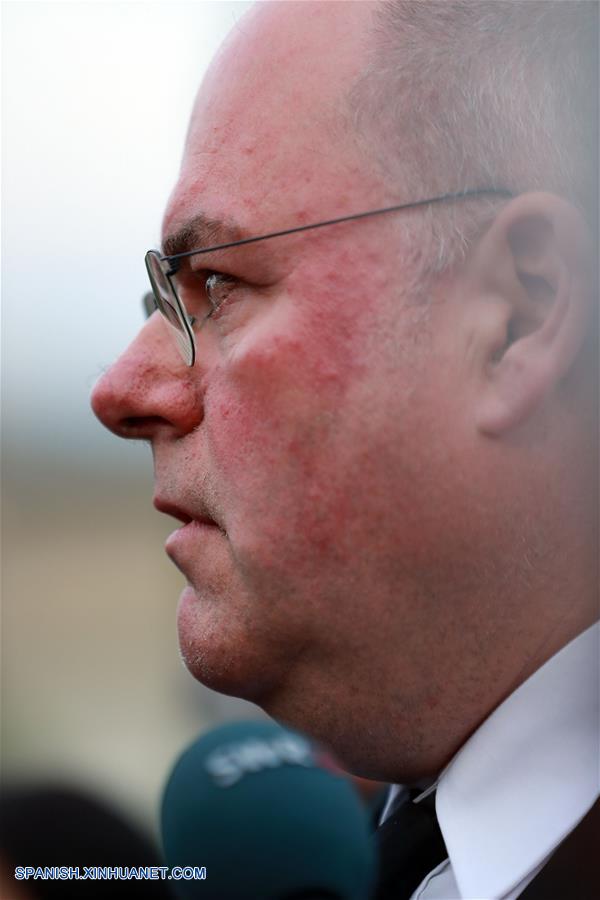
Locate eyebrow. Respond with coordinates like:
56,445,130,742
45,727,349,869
161,214,246,258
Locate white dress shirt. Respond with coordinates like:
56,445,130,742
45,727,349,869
398,622,599,900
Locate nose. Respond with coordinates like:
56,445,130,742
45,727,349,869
91,314,204,440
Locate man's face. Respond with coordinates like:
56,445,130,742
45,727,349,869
92,2,477,775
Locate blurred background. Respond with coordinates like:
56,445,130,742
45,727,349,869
1,0,258,841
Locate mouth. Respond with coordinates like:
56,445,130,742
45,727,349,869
153,497,221,530
154,496,227,583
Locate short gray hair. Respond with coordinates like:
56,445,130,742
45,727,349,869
350,0,598,274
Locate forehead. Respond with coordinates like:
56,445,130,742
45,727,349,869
163,1,379,239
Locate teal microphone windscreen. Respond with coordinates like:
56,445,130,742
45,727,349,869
161,720,377,900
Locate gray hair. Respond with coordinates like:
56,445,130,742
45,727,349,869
350,0,598,275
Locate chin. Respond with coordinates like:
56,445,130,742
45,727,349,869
176,584,297,703
179,640,270,701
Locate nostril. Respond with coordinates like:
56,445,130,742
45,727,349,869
121,415,169,435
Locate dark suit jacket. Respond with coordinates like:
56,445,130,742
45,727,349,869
519,798,599,900
375,797,599,900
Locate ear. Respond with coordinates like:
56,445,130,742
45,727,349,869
469,192,596,435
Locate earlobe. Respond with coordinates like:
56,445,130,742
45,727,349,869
473,192,594,436
478,338,562,434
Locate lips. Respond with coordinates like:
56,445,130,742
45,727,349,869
154,495,226,584
153,497,221,530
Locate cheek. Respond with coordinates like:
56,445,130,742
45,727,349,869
204,315,368,556
200,254,419,573
208,281,369,452
208,336,347,474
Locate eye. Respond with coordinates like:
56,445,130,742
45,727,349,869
176,269,242,327
204,272,239,317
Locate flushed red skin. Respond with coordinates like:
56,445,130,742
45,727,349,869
91,2,597,781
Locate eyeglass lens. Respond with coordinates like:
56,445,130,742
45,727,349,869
144,251,195,366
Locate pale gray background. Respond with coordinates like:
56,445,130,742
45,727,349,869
2,0,259,836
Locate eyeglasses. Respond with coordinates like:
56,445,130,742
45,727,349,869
144,188,511,366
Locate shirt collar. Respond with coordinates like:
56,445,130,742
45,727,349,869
435,621,599,899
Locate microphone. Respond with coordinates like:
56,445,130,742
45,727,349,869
161,719,377,900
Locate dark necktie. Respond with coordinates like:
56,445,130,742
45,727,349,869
374,788,448,900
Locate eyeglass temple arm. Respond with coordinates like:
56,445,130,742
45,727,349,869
161,188,513,263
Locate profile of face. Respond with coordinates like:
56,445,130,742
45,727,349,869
91,1,597,779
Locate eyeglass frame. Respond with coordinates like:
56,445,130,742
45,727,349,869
144,187,512,366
